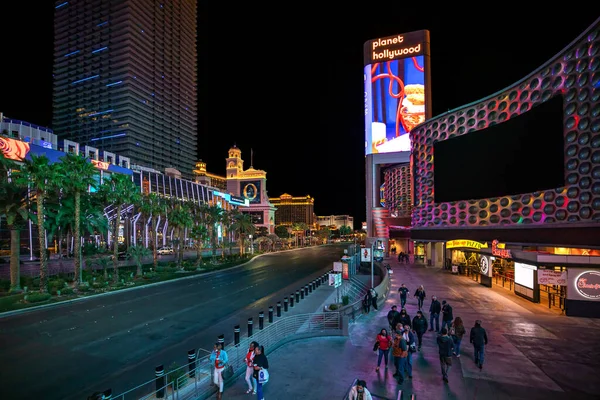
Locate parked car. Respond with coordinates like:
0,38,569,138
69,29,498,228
157,246,174,255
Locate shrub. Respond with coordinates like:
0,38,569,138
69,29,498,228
143,271,158,280
60,288,74,295
26,293,51,303
183,263,197,272
342,295,350,306
167,362,188,388
0,279,10,293
329,304,338,310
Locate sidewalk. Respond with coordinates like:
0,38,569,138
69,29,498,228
221,257,600,400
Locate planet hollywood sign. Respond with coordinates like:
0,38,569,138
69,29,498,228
575,271,600,300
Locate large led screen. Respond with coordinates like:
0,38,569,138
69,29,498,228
240,180,262,204
515,262,537,289
364,31,431,155
433,95,565,203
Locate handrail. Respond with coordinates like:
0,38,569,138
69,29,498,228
342,378,358,400
111,312,344,400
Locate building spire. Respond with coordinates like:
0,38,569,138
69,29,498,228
250,148,254,168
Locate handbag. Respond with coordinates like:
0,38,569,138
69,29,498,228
258,368,270,384
222,364,234,380
373,340,380,352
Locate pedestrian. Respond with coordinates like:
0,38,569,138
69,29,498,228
441,300,453,332
348,379,373,400
363,290,372,313
375,328,392,372
469,320,488,369
449,317,466,357
397,284,409,308
391,329,409,384
387,305,400,332
395,308,411,330
398,251,405,263
403,325,417,379
369,287,379,311
252,345,269,400
411,310,428,351
244,341,258,394
428,296,441,332
209,342,229,400
437,328,454,383
414,285,426,310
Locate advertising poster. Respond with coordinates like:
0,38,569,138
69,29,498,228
240,180,262,204
342,263,349,280
567,268,600,301
538,270,567,286
360,248,372,262
333,261,343,272
364,31,431,155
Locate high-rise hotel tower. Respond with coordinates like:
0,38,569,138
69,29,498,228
52,0,198,176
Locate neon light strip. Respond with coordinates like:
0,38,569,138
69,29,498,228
90,133,126,141
55,2,68,9
64,50,79,57
88,109,114,117
72,75,99,85
97,21,108,27
92,47,108,53
106,81,123,87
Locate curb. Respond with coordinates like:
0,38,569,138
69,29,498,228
0,248,313,320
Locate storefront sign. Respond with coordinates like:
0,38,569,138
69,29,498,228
445,240,488,250
333,261,343,272
361,248,372,262
479,255,490,276
342,263,349,280
575,271,600,300
492,240,512,259
538,270,567,286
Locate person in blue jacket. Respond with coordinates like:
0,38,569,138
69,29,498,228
210,342,229,400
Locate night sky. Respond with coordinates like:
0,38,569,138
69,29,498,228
2,3,599,229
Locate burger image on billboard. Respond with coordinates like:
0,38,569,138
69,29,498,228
575,271,600,300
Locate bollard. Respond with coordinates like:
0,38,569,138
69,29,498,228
268,306,274,323
313,280,316,290
304,285,309,296
218,334,225,346
277,301,282,317
155,365,165,398
259,311,264,329
316,279,319,288
188,349,196,378
284,297,289,312
300,288,305,299
234,325,240,346
248,317,253,337
102,389,112,400
309,283,312,293
296,290,300,303
290,293,295,307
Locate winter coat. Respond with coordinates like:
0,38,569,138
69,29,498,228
412,315,428,333
429,300,441,314
392,336,408,358
442,304,453,321
470,325,488,347
414,288,426,300
394,312,411,330
437,335,454,357
451,323,466,339
387,310,400,325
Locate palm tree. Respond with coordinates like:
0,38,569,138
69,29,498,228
99,174,140,282
232,213,255,256
59,153,99,286
191,224,209,264
126,245,151,277
168,201,193,266
137,193,164,268
222,208,239,255
0,154,28,292
205,204,224,258
267,233,280,251
15,155,61,293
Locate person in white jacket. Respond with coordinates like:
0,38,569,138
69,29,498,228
349,379,373,400
244,341,259,394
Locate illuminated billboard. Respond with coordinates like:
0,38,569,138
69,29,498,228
364,30,431,155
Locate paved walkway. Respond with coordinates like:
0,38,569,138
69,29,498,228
222,257,600,400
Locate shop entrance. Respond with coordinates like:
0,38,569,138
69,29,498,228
538,266,567,313
491,257,515,292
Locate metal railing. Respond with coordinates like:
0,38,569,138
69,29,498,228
342,378,358,400
397,390,416,400
336,264,391,322
493,272,514,291
112,312,344,400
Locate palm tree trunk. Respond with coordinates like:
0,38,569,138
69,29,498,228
113,204,121,282
37,191,48,293
9,227,21,292
58,230,63,258
151,220,158,268
73,190,81,287
178,229,184,265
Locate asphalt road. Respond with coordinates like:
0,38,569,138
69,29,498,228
0,245,344,400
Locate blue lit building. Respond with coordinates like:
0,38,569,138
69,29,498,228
52,0,198,177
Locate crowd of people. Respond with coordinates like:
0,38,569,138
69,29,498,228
351,273,489,396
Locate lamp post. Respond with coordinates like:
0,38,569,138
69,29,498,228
249,234,254,255
371,241,375,288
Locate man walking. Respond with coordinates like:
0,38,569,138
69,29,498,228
441,300,453,332
398,284,410,308
411,310,428,351
387,305,400,333
429,295,441,332
470,320,488,369
436,328,454,383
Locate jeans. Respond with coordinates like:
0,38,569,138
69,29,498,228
400,296,407,308
393,356,409,382
377,349,389,367
453,337,462,355
416,331,424,347
474,345,485,365
406,350,413,376
439,356,452,379
430,313,439,331
442,319,452,332
417,297,424,309
256,381,264,400
245,366,256,391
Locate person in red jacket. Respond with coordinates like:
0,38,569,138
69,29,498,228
244,341,259,394
375,328,392,371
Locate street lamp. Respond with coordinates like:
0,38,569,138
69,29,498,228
371,241,375,288
249,234,254,255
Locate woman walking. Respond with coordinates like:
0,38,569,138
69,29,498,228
209,342,229,400
375,328,392,371
253,345,269,400
244,341,258,394
450,316,466,357
414,285,426,310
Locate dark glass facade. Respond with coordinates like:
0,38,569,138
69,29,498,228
52,0,198,177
